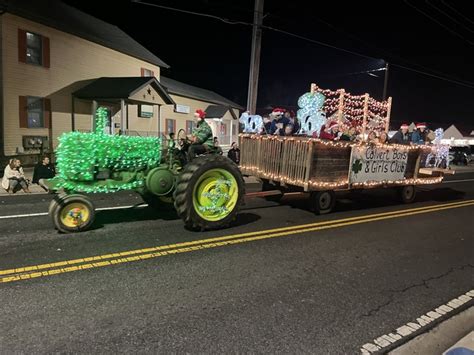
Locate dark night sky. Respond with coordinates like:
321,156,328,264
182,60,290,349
63,0,474,132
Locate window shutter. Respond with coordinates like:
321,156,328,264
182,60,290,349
19,96,28,128
42,36,50,68
140,68,145,77
151,70,155,77
18,29,27,63
44,98,51,128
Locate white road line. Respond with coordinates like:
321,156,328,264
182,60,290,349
360,289,474,354
443,178,474,184
0,204,148,220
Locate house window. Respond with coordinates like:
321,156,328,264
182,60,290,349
186,120,195,135
165,119,176,135
141,68,154,77
26,32,43,65
138,104,153,118
27,97,44,128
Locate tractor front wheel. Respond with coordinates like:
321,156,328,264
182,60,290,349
174,155,244,230
51,194,95,233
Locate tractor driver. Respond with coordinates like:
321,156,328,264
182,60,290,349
188,109,214,161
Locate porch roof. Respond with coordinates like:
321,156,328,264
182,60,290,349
73,77,175,105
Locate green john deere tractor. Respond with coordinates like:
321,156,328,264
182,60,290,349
46,107,244,233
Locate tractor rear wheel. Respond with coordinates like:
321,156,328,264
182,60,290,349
51,194,95,233
174,155,244,230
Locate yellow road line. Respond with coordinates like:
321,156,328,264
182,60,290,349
0,199,471,277
1,200,473,284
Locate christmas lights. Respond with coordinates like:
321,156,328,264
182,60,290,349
297,91,327,136
55,107,161,193
239,112,263,133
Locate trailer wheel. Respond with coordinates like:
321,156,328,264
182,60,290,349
310,190,336,215
398,185,416,204
174,155,244,230
52,194,95,233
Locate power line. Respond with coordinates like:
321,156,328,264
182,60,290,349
132,0,474,89
259,25,376,60
391,63,474,89
132,0,378,60
426,0,474,34
404,0,474,45
130,0,252,26
267,9,474,87
441,0,474,26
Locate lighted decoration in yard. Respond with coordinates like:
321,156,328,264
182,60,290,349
53,107,161,193
425,128,450,169
297,91,327,136
239,112,263,133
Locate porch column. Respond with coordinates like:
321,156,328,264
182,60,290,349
71,95,75,131
158,105,161,137
120,99,125,134
91,100,98,132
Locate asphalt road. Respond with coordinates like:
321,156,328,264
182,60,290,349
0,173,473,353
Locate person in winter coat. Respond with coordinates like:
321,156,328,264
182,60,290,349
227,142,241,164
32,156,55,191
411,122,429,144
2,159,30,193
390,123,412,145
188,109,214,160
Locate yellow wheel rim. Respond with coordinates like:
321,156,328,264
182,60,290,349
193,168,239,222
59,202,91,228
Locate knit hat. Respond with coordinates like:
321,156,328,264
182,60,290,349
329,121,339,129
195,109,206,119
272,108,285,115
400,123,409,129
416,122,427,129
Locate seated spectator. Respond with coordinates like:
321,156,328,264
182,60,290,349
412,122,429,144
2,158,30,194
367,131,378,144
270,108,289,134
390,123,412,145
284,124,295,136
378,131,389,144
273,122,285,136
319,121,340,140
32,156,55,191
260,114,272,135
227,142,240,164
340,126,357,141
287,111,300,134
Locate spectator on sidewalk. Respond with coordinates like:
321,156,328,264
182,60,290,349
2,159,31,194
32,156,55,191
227,142,240,164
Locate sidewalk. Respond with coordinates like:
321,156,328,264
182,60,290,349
389,306,474,355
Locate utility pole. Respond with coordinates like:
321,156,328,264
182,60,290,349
382,62,389,101
246,0,264,114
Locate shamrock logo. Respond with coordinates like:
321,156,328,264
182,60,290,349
352,159,363,174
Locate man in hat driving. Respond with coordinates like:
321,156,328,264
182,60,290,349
188,109,214,161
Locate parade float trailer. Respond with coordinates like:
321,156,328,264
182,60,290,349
45,84,452,233
239,83,453,213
